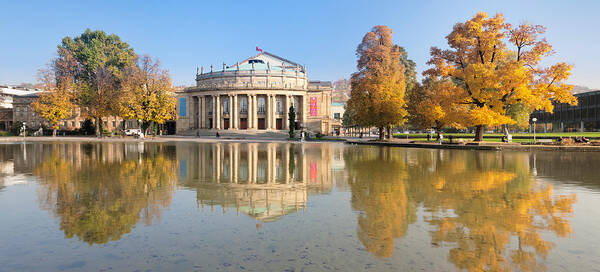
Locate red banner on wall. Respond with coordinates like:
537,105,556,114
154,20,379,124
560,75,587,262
310,97,318,116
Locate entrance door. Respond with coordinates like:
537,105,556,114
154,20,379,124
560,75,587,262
208,118,213,129
276,118,283,130
258,118,266,130
295,121,301,130
240,118,248,129
224,118,230,129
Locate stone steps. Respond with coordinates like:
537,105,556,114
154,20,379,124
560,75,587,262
181,129,290,139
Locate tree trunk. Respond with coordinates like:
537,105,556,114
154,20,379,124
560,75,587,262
502,124,510,136
95,117,102,138
386,126,392,140
378,126,384,141
52,128,57,137
474,125,485,142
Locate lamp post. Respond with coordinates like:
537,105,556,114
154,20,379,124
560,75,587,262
532,117,537,143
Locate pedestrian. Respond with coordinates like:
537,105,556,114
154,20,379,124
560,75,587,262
216,131,220,138
438,132,444,144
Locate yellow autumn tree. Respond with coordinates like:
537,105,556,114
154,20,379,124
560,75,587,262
119,55,177,135
407,77,470,133
31,58,76,137
347,25,407,140
425,12,577,141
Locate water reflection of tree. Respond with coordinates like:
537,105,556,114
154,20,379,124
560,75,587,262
345,147,416,258
346,148,575,271
34,143,177,245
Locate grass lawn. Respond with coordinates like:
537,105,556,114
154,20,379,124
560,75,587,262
409,138,537,143
394,132,600,138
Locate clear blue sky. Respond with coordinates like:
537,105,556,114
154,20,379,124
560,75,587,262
1,0,598,88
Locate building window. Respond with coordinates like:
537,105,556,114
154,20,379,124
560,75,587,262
276,98,283,114
223,97,229,114
240,97,248,113
258,97,266,113
112,121,116,128
71,121,75,127
208,98,213,114
334,113,341,119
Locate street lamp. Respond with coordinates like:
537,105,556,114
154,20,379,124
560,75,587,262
532,117,537,143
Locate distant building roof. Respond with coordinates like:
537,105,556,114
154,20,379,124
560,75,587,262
0,86,44,97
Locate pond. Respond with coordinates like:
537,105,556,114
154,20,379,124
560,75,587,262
0,141,599,271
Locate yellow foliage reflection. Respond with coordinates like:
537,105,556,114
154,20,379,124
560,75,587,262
346,147,416,258
346,148,576,271
34,143,177,245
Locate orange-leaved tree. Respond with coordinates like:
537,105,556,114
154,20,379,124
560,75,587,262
347,25,407,140
425,12,577,141
407,77,470,134
31,55,77,137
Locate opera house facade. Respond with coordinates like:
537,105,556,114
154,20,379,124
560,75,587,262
176,52,333,135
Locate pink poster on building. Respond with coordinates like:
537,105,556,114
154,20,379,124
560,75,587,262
310,97,318,116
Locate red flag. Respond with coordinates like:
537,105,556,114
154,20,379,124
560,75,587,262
256,46,263,53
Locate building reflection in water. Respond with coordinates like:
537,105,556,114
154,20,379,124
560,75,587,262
177,142,334,222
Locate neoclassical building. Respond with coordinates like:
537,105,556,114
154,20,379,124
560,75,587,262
176,52,333,135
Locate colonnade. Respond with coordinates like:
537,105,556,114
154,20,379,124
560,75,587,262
189,93,308,130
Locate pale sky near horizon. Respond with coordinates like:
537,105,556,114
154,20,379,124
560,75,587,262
1,0,599,89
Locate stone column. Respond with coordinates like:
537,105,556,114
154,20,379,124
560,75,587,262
247,94,253,129
198,95,205,128
272,95,277,130
234,94,238,129
302,95,308,130
200,96,205,128
232,95,237,129
253,95,258,129
284,95,290,130
266,94,272,130
212,95,217,129
216,95,221,130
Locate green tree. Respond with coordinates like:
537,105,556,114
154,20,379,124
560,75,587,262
398,46,417,92
288,105,296,138
347,26,408,140
57,29,137,137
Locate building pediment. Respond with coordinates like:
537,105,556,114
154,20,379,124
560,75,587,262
228,52,304,72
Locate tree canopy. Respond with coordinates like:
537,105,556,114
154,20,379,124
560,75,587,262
424,12,577,141
347,25,408,140
57,29,137,136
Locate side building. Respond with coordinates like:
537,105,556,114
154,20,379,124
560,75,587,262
530,90,600,132
1,86,134,133
175,51,333,135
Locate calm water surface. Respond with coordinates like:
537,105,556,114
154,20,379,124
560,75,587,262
0,141,599,271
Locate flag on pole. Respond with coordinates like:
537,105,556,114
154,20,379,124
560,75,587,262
256,46,263,53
